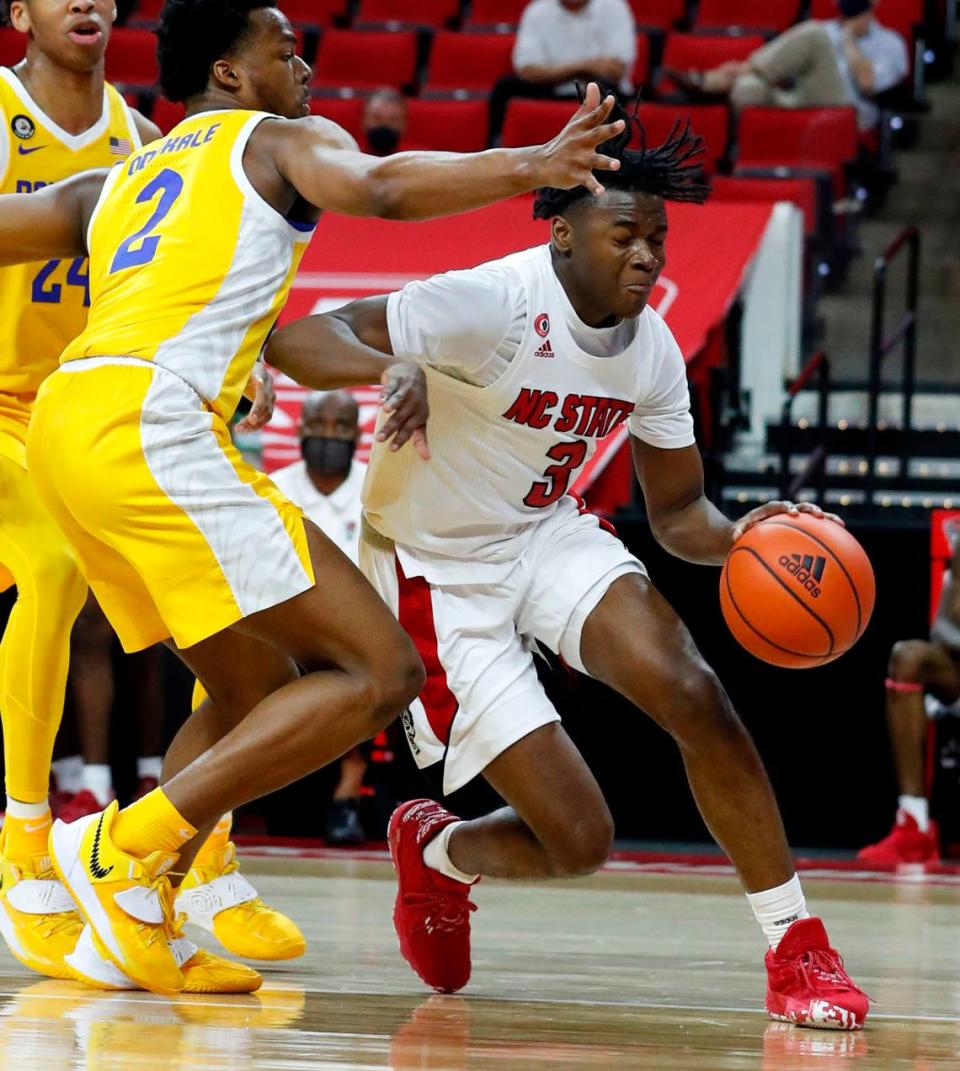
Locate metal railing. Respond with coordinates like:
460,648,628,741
865,226,920,501
779,351,830,501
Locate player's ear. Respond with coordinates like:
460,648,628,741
211,58,243,93
8,1,30,33
551,216,574,257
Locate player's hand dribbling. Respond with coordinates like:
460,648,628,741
236,364,276,432
731,500,845,544
379,361,430,460
535,82,625,196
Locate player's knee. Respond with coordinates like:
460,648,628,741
32,546,86,617
889,639,934,682
549,809,614,877
367,645,425,731
657,660,736,741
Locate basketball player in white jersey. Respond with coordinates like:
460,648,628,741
266,116,870,1031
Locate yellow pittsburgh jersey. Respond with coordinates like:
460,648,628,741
63,109,316,422
0,67,140,395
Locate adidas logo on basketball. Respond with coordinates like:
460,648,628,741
534,339,554,358
778,553,827,598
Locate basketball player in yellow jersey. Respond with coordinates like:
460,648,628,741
0,0,285,994
0,0,621,994
0,0,159,982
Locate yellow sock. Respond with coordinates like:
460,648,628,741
194,812,233,866
2,808,52,861
112,788,198,859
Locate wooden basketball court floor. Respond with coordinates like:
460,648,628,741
0,855,957,1070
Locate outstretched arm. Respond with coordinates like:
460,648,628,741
267,297,429,457
275,83,624,220
0,169,107,265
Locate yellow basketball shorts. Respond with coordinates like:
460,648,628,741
27,358,315,653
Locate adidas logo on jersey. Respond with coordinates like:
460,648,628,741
534,339,554,359
778,553,827,598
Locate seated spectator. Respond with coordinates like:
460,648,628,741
271,390,369,845
858,530,960,866
490,0,636,141
362,88,408,156
666,0,908,130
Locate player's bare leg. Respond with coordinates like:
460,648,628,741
858,639,960,867
49,523,424,993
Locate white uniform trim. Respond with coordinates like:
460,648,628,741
0,67,111,150
138,367,313,621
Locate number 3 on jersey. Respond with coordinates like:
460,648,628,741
524,440,588,507
110,168,184,274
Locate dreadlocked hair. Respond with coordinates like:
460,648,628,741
532,96,711,220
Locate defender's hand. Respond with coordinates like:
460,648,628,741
534,82,625,196
378,362,430,460
236,365,276,432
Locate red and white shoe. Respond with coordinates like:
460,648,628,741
857,810,940,868
765,918,870,1031
388,799,477,994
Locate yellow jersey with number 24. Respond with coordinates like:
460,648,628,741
62,108,315,422
0,67,139,397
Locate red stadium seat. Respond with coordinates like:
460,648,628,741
710,174,818,237
659,33,766,93
311,29,418,92
628,0,687,31
500,99,577,147
0,29,25,67
309,95,366,142
105,29,159,89
151,97,186,135
694,0,800,34
424,31,515,94
128,0,164,27
633,33,652,88
356,0,460,28
402,99,489,152
277,0,349,28
464,0,528,31
636,102,730,173
735,105,858,195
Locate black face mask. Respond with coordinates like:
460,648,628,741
366,125,401,156
301,436,355,477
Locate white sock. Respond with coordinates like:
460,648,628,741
746,874,809,950
81,764,113,807
4,798,50,819
51,755,83,794
422,821,478,885
898,794,929,832
137,756,163,780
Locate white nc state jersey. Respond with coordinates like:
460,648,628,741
363,244,695,571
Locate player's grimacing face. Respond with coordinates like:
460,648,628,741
564,191,668,320
235,8,311,119
9,0,116,71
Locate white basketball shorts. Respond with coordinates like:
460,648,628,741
359,496,645,795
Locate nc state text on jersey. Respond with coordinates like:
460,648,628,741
503,388,633,438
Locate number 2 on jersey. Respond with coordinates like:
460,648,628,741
524,440,588,508
110,168,184,274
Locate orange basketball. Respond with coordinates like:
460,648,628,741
720,512,876,668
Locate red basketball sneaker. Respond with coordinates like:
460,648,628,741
856,810,940,868
388,799,477,994
765,918,869,1030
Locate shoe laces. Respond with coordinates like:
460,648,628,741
140,875,184,949
403,891,476,936
796,947,869,998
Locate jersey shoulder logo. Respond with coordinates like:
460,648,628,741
534,339,554,359
17,144,44,156
11,114,35,140
534,312,550,338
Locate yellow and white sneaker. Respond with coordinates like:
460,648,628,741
67,923,262,994
0,831,83,980
177,841,306,961
48,801,183,995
